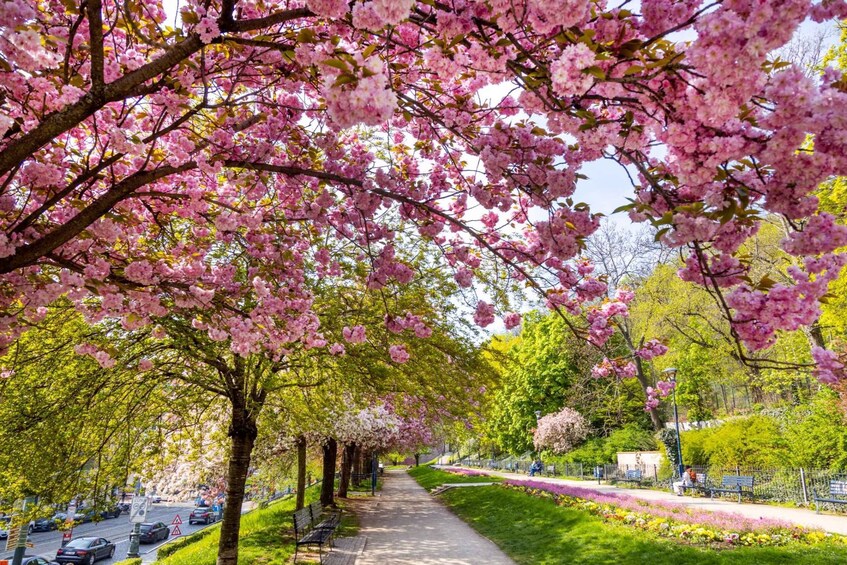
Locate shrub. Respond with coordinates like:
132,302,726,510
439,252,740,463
556,424,658,465
112,559,142,565
534,407,590,453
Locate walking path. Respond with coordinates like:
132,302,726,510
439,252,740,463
351,470,515,565
449,467,847,535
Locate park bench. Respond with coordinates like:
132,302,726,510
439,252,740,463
544,465,557,476
292,503,340,564
612,469,643,487
677,472,709,495
309,501,341,532
710,475,755,503
813,478,847,513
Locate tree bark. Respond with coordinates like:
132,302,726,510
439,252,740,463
320,438,338,507
337,443,356,498
295,435,306,511
414,453,420,467
216,404,259,565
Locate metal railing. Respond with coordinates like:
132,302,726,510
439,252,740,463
456,457,847,510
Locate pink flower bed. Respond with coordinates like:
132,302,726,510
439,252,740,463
506,479,797,533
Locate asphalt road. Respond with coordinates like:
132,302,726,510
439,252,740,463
0,502,217,564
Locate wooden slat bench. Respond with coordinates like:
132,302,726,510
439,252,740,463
293,502,340,564
710,475,755,503
813,479,847,513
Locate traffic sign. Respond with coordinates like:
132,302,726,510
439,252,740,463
171,515,182,525
171,525,182,537
129,496,149,524
4,526,19,551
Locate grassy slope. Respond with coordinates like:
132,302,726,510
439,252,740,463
157,486,356,565
407,465,502,491
438,484,847,565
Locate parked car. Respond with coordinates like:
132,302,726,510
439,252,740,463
98,506,121,519
31,517,59,532
188,507,217,525
0,516,11,539
138,521,169,543
151,495,162,503
21,556,60,565
55,537,115,565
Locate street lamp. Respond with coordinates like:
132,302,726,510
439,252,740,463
663,367,684,479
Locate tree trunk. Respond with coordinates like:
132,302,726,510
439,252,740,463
320,438,338,507
216,404,259,565
414,453,420,467
338,443,355,498
353,445,363,475
295,435,306,511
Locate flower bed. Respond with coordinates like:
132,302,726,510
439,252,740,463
442,466,493,478
505,479,839,547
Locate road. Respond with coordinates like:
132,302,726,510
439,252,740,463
0,502,217,564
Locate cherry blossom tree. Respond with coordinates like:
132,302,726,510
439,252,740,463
533,407,590,454
2,1,847,384
4,2,847,562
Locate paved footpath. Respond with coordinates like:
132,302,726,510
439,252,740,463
454,467,847,536
353,470,515,565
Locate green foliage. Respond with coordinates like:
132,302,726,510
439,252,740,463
783,389,847,469
550,425,658,466
682,416,789,467
678,390,847,469
112,559,142,565
439,484,847,564
158,490,316,565
484,311,648,456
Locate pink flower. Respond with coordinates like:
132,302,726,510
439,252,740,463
389,345,410,363
342,325,367,344
503,312,522,330
473,301,496,327
329,343,346,356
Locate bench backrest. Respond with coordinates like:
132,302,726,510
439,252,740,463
293,508,311,535
721,475,754,488
308,501,324,524
625,469,642,479
546,465,556,473
695,473,706,484
830,480,847,496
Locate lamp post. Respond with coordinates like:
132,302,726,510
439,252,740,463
662,367,684,478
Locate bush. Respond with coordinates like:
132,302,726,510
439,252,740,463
113,560,141,565
553,424,658,466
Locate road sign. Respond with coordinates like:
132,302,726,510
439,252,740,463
171,515,182,525
129,496,149,524
4,526,19,551
171,525,182,537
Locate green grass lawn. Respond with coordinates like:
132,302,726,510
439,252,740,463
439,485,847,565
157,486,356,565
407,465,502,491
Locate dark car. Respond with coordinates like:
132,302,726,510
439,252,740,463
21,556,61,565
99,506,122,519
55,537,115,565
139,521,169,543
188,506,217,525
31,517,59,532
0,516,11,539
